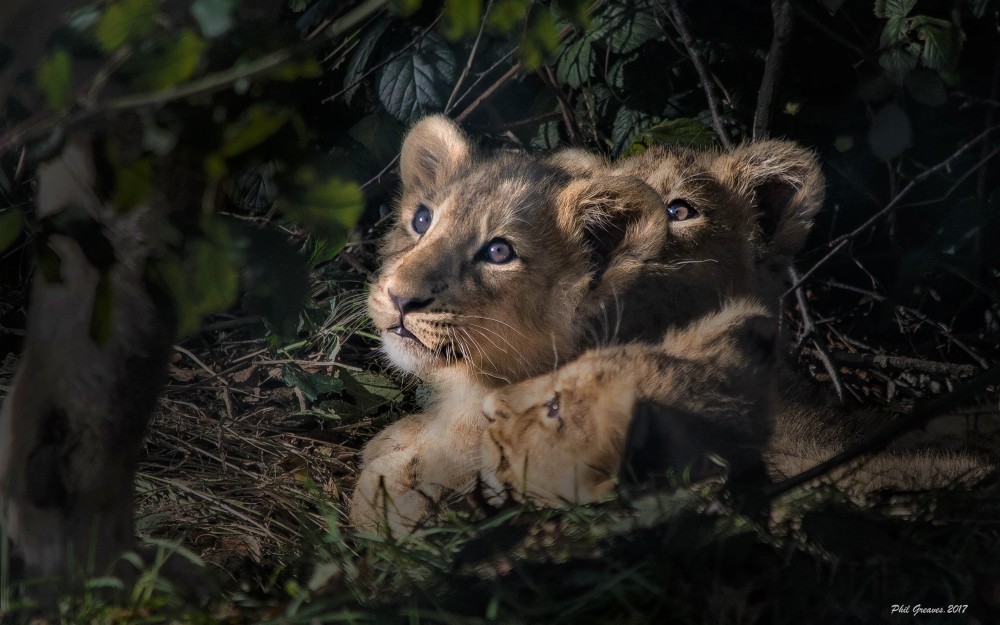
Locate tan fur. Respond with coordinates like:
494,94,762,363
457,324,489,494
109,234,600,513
481,303,991,507
612,141,825,308
767,405,991,497
351,117,674,531
351,121,830,532
481,300,777,505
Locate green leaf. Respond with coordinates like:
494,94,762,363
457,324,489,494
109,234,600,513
612,106,654,154
520,9,560,69
0,209,24,254
868,103,912,161
378,32,456,122
596,2,663,54
531,120,561,150
879,16,909,48
191,0,236,38
874,0,916,18
279,170,364,243
444,0,483,40
37,49,72,110
347,371,404,403
879,46,918,84
96,0,158,52
489,0,529,31
111,156,155,212
136,30,207,90
343,18,389,104
273,58,323,81
555,37,593,88
154,220,240,337
641,117,716,149
282,365,344,402
220,106,292,158
390,0,421,17
348,111,405,165
905,68,947,106
912,16,962,72
339,371,404,415
204,106,291,179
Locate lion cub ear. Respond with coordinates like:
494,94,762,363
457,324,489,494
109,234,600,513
716,140,825,261
399,115,472,191
556,176,665,273
544,148,608,178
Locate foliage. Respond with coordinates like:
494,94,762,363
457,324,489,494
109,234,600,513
2,0,1000,622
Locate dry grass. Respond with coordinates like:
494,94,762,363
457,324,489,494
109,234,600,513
1,242,999,623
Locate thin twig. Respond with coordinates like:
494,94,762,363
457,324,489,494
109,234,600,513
445,0,493,113
765,365,1000,498
455,63,523,123
173,345,229,386
822,279,989,369
793,3,875,63
753,0,793,140
447,48,518,116
787,125,1000,294
540,66,581,143
804,349,981,377
665,0,733,149
789,266,844,401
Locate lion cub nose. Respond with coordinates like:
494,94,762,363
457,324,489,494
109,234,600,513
388,289,434,317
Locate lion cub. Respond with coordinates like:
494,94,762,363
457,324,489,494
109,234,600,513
350,117,670,531
481,299,776,505
351,118,831,531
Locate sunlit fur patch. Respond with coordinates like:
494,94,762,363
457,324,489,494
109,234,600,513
480,300,779,507
368,151,603,386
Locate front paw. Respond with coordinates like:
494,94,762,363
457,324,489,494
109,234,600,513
349,450,435,535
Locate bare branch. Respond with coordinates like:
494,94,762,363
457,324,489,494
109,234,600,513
787,125,1000,294
753,0,793,139
789,266,844,402
454,63,523,123
804,349,981,378
665,0,733,149
0,0,390,156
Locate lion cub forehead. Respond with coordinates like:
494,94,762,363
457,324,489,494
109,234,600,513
433,155,570,226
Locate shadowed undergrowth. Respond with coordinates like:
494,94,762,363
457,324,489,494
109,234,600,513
2,270,997,624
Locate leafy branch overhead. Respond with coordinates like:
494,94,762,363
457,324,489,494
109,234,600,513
0,0,993,361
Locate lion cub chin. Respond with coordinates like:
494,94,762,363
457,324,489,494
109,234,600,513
480,299,777,506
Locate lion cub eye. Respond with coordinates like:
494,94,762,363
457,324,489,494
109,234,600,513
667,200,699,222
544,395,560,419
411,204,432,235
480,238,517,264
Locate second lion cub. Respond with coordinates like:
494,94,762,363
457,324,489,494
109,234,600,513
481,299,777,504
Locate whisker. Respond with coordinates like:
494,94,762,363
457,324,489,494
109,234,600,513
461,322,533,377
452,314,530,340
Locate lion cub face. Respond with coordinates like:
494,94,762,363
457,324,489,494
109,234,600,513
617,142,825,302
369,116,667,385
481,300,777,506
